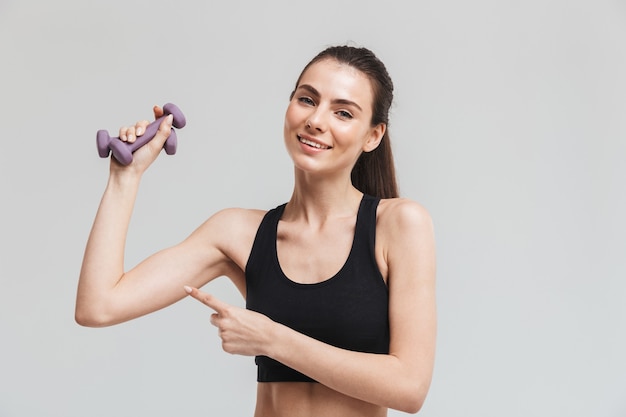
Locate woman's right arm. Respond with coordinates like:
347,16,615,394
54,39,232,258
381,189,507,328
75,109,244,327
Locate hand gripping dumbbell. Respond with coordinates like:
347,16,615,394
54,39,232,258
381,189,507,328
96,103,187,165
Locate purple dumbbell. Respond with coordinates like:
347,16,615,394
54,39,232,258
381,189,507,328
97,103,187,165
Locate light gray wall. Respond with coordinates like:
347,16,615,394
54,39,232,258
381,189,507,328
1,1,624,416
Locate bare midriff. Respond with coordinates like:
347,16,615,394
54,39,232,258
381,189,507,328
254,382,387,417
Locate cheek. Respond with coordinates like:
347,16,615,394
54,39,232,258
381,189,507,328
334,125,368,149
284,101,301,128
283,107,295,139
283,104,301,148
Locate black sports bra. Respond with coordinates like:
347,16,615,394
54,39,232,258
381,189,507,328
245,194,390,382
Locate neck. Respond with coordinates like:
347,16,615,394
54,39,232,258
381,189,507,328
285,168,364,223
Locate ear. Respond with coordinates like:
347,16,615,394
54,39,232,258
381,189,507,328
362,123,386,153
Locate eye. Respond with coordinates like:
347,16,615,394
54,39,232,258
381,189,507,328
297,96,315,106
336,110,353,119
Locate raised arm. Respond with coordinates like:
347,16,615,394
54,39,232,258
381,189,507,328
75,108,251,327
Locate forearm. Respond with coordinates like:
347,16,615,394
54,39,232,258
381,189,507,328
75,173,141,325
269,324,429,413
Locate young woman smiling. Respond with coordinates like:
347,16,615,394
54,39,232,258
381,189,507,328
76,45,436,416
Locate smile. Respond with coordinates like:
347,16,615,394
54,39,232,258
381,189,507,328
298,135,331,150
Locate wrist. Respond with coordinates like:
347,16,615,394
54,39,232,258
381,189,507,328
107,170,142,194
263,319,292,360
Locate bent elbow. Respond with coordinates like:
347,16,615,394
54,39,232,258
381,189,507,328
401,397,424,414
75,311,99,327
394,381,429,414
74,302,115,328
75,309,107,328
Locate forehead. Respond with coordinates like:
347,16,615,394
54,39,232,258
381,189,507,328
298,59,374,109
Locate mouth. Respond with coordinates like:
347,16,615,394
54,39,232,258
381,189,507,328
297,135,332,150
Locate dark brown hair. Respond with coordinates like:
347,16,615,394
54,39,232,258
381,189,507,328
291,45,399,199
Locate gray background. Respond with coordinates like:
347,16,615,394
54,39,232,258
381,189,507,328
1,0,625,416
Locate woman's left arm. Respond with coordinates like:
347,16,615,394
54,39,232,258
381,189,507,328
186,199,436,413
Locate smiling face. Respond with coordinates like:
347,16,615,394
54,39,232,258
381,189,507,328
283,58,385,178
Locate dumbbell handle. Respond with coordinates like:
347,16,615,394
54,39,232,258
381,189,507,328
97,103,186,165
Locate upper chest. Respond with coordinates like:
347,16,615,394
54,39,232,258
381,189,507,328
276,216,357,284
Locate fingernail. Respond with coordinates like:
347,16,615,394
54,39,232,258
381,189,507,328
136,127,143,135
184,285,192,294
167,114,173,124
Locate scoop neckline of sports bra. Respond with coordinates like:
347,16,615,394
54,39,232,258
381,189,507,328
272,195,367,287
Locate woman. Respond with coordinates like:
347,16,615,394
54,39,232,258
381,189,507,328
76,45,436,416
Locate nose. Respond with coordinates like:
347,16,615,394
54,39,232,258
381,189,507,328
306,107,327,133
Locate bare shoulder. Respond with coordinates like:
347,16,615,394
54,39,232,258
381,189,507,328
184,207,269,277
193,207,268,245
206,207,268,230
377,197,434,235
377,198,436,291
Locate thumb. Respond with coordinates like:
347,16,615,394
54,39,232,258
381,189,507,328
149,113,173,149
153,105,164,120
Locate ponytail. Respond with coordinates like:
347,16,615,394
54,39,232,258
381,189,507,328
351,131,398,199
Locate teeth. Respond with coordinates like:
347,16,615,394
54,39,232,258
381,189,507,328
298,136,329,149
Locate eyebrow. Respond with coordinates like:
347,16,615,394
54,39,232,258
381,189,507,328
297,84,363,112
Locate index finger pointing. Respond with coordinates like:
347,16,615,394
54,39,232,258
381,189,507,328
184,286,230,314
